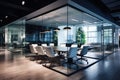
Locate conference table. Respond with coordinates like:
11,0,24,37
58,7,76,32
53,46,70,55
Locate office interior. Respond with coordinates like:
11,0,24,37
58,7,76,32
0,0,119,77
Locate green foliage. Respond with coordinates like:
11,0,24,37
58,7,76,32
76,27,85,45
53,31,58,46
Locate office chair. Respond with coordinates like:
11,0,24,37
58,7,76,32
25,44,38,60
44,46,63,67
77,46,89,64
67,47,78,69
35,46,48,63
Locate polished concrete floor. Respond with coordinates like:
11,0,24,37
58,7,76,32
0,48,120,80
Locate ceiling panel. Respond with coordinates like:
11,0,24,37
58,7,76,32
0,0,57,27
0,0,119,27
101,0,120,24
27,6,101,27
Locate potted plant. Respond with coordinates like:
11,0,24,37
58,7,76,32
53,31,58,46
76,27,85,47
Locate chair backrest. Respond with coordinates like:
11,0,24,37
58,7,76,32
49,43,54,47
36,46,45,55
29,44,38,54
60,43,66,47
80,46,89,56
71,44,78,47
41,44,47,47
31,44,38,47
68,47,77,59
44,46,55,57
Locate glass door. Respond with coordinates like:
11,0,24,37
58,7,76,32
103,25,114,56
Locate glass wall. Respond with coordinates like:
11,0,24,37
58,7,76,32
102,23,119,55
3,20,25,50
0,4,118,76
0,27,5,48
27,6,68,46
26,6,118,75
67,6,104,59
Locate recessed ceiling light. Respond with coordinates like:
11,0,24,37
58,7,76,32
5,16,8,18
0,20,2,22
94,22,99,24
83,21,87,23
83,21,91,24
72,19,79,22
22,1,25,5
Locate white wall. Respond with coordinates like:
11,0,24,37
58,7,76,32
58,26,67,45
58,25,77,46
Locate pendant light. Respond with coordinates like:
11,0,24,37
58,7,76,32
63,6,71,30
54,27,60,31
53,23,60,31
63,26,71,30
44,27,50,32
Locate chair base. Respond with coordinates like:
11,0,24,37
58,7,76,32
77,57,88,64
25,53,38,58
66,58,78,69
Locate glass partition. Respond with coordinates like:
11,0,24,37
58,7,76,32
3,20,25,50
0,27,5,48
67,6,104,59
27,6,68,46
102,23,118,56
0,4,118,76
114,27,119,50
27,6,68,74
26,5,118,75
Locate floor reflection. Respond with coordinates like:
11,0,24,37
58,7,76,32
0,48,119,80
44,57,98,76
0,48,112,76
0,48,68,80
0,49,23,63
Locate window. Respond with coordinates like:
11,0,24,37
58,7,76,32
40,31,53,42
82,25,98,44
104,29,112,44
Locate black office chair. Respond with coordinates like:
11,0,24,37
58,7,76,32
77,46,89,64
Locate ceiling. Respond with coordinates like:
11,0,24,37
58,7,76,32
0,0,119,27
88,0,120,25
0,0,57,27
101,0,120,23
27,6,101,27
